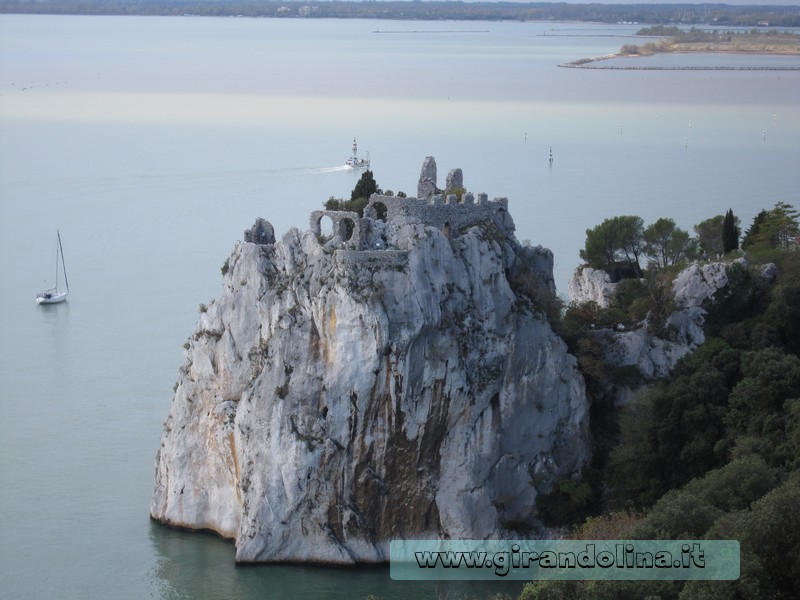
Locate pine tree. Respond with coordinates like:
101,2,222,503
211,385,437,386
742,210,768,250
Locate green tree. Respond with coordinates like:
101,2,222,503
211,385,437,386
747,202,800,252
323,170,383,218
725,347,800,438
350,169,379,202
643,217,694,269
722,208,740,253
579,215,644,277
742,209,768,250
694,214,725,257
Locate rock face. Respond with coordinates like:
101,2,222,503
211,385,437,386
243,218,275,245
672,261,730,311
567,266,615,308
446,168,463,191
151,160,590,564
417,156,437,199
567,261,738,382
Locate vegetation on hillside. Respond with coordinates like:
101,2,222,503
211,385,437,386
525,203,800,599
619,27,800,58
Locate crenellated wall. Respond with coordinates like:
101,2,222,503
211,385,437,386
247,159,515,262
364,192,511,242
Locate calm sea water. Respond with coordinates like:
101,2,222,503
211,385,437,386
0,14,798,599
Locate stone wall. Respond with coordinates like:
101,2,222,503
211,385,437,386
248,158,514,270
365,192,511,240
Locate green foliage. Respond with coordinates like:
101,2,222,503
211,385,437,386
324,195,369,217
350,169,379,202
323,170,383,218
753,264,800,354
694,214,725,256
506,246,564,322
519,574,680,599
579,215,644,278
742,209,768,250
520,214,800,600
725,348,800,454
606,340,745,508
642,217,694,269
689,476,800,600
581,215,697,280
558,267,677,341
629,455,779,540
702,262,757,336
443,185,466,199
680,336,732,372
536,476,595,526
722,208,740,253
636,25,682,36
742,202,799,254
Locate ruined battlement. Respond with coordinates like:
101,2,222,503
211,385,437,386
364,190,510,241
249,157,516,266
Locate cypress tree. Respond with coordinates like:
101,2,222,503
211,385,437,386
723,208,740,254
351,170,379,202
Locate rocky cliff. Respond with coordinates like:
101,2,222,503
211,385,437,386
151,159,591,563
567,259,749,382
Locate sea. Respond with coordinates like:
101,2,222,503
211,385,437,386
0,14,798,600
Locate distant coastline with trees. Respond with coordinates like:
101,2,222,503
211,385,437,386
1,1,799,28
563,26,800,68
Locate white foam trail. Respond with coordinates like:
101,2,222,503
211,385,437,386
311,165,353,174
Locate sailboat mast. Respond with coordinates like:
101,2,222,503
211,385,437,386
54,231,59,291
58,230,69,292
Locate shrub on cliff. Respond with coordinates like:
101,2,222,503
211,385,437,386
323,170,383,217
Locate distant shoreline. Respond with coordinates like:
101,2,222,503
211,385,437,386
561,53,800,70
1,1,800,28
562,31,800,70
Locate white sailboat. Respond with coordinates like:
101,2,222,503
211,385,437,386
36,230,69,304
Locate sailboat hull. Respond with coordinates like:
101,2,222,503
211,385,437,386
36,230,69,305
36,291,68,304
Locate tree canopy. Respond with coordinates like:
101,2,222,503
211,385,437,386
536,232,800,600
722,208,740,254
350,169,379,203
579,215,644,278
643,217,694,270
323,170,382,218
694,214,725,257
742,202,800,253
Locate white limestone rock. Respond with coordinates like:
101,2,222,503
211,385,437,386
568,266,615,308
584,262,735,382
672,261,729,310
152,204,590,564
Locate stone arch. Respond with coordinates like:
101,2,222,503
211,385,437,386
443,222,451,239
366,201,388,222
339,218,355,242
319,215,334,239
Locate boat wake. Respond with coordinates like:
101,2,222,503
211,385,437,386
311,165,354,174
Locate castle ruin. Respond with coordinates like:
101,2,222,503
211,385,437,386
246,157,515,259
